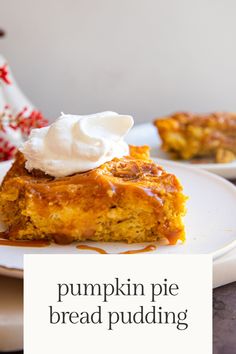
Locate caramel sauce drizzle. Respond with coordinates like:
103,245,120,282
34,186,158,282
76,244,108,254
0,235,157,254
76,244,157,254
119,244,157,254
0,239,50,247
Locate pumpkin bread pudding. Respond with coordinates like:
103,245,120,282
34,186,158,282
0,147,186,245
154,112,236,163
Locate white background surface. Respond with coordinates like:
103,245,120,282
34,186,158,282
24,255,212,354
1,0,236,122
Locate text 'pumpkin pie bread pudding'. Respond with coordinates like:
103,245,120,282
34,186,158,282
154,112,236,163
0,112,186,245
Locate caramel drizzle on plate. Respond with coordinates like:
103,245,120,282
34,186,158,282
0,238,50,247
77,244,157,254
0,235,157,254
76,244,108,254
119,244,157,254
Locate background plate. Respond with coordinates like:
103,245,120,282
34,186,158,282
126,123,236,179
0,159,236,277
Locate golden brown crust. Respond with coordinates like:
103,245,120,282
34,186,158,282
129,145,150,160
0,147,186,245
154,112,236,162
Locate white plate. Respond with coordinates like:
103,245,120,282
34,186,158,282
126,123,236,179
0,159,236,278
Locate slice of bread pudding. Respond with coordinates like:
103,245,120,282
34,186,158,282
0,147,186,244
154,112,236,163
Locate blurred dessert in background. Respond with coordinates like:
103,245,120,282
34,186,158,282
154,112,236,163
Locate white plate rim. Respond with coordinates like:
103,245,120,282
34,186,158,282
0,265,23,279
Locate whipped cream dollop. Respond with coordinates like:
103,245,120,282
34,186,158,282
20,111,134,177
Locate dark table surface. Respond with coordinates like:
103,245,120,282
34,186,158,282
3,182,236,354
214,282,236,354
213,180,235,353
